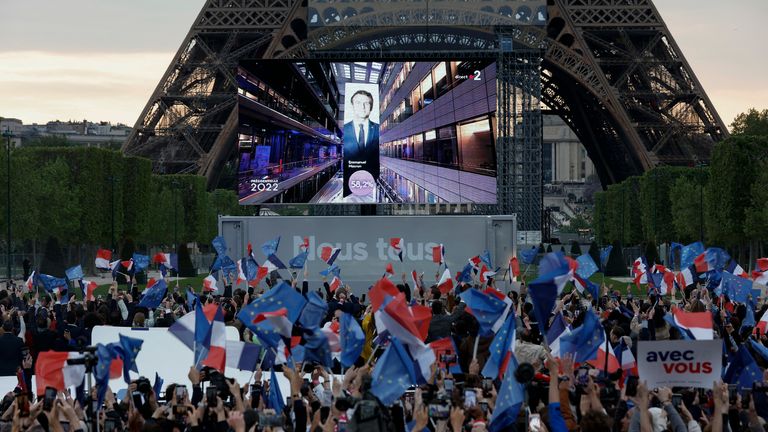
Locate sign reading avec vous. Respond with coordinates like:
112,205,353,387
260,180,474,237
637,340,722,389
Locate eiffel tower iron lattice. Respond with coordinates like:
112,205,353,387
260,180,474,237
123,0,727,231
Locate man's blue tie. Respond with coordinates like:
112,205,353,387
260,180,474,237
358,123,365,147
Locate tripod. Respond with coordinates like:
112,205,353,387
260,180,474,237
67,349,100,432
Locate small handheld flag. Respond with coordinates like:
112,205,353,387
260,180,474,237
389,238,404,262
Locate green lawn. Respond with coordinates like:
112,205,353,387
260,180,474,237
89,274,210,298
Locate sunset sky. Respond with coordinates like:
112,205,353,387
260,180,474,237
0,0,765,128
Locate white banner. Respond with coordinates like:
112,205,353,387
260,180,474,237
638,340,722,389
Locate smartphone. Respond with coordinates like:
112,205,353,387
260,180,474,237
529,413,542,432
728,384,738,405
464,389,477,408
672,393,682,409
482,377,494,393
206,386,218,407
444,378,454,392
440,353,457,364
175,385,187,404
16,393,29,417
742,390,752,410
576,367,590,387
479,401,489,415
44,387,57,411
626,376,639,397
427,403,450,419
337,417,347,432
131,391,144,409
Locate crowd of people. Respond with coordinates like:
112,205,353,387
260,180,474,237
0,250,766,432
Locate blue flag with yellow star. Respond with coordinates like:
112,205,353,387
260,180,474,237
117,334,144,383
371,338,418,406
559,308,604,363
268,368,285,411
458,288,507,337
481,310,516,380
488,356,524,432
724,345,762,390
340,312,365,368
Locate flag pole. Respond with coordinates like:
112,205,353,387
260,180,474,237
603,331,610,378
472,335,480,360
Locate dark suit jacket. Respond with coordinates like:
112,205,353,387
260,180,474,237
342,120,380,164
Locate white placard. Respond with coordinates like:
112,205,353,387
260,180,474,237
638,340,722,389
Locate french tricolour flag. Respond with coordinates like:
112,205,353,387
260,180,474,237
587,333,620,373
236,259,247,285
375,293,436,381
676,267,695,289
508,257,520,282
35,351,86,395
437,268,454,294
320,246,341,266
80,280,98,301
329,276,342,293
171,304,226,371
432,244,445,265
671,306,713,340
203,274,219,293
25,271,36,292
754,310,768,337
694,253,712,273
390,238,404,262
95,249,112,270
411,270,421,290
469,255,483,269
225,341,262,371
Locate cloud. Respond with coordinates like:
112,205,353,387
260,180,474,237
0,51,173,124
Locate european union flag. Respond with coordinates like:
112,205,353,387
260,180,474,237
724,346,762,390
457,263,474,284
186,288,199,312
65,265,84,281
299,291,327,329
289,250,309,269
138,279,167,309
480,250,493,268
718,272,751,303
319,264,341,278
261,236,281,257
576,254,599,279
153,372,164,398
705,247,730,272
39,274,67,292
458,288,507,336
749,339,768,363
599,245,613,269
268,368,285,411
210,255,236,273
239,281,307,324
481,311,516,380
303,328,332,368
488,357,524,432
520,247,538,265
211,236,228,257
132,253,150,272
528,278,558,335
95,343,119,408
741,306,756,332
117,334,144,382
559,308,604,363
681,242,705,269
371,338,418,406
340,312,365,368
243,256,259,281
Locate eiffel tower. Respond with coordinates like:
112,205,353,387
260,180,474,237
123,0,727,230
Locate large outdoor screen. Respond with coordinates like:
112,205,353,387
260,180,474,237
236,59,497,205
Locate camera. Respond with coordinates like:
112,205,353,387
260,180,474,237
427,401,450,419
206,387,218,407
134,377,152,395
43,387,57,412
440,353,457,364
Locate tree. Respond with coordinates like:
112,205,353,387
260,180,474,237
588,241,600,267
177,243,196,277
570,241,582,256
25,136,70,147
706,136,768,247
745,160,768,242
644,240,659,265
40,236,66,277
605,240,626,276
669,176,703,243
731,108,768,136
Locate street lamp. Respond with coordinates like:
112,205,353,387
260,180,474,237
3,127,12,283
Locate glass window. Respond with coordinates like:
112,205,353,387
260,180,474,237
410,86,421,113
433,62,449,98
421,74,434,107
425,130,436,141
458,118,495,175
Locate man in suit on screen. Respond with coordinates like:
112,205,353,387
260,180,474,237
342,89,380,198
